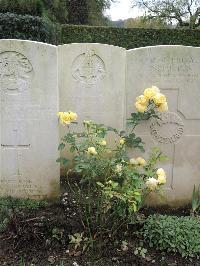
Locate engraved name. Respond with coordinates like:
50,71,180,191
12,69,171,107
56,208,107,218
150,56,200,78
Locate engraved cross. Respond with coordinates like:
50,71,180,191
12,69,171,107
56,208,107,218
1,129,30,178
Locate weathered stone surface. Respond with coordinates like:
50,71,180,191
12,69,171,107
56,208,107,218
0,40,59,199
58,43,126,129
126,45,200,206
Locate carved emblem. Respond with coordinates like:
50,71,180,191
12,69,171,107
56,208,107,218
72,50,106,85
150,112,184,144
0,51,33,94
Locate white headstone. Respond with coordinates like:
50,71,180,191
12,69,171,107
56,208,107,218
126,45,200,206
58,43,126,129
0,40,59,199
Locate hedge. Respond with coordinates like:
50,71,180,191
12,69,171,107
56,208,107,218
0,12,59,44
61,24,200,49
0,14,200,48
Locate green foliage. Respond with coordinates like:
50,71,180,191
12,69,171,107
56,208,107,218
61,25,200,49
68,232,90,251
58,98,168,245
141,214,200,257
42,0,68,24
0,12,59,44
134,246,148,258
0,12,199,47
86,0,114,26
0,196,47,233
0,0,44,16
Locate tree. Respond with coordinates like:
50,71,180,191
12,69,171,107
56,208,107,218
0,0,114,25
87,0,114,25
0,0,44,16
43,0,68,23
132,0,200,29
66,0,88,24
56,0,114,25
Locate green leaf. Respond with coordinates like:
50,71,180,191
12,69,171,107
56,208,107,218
58,143,65,150
56,157,69,165
70,146,76,152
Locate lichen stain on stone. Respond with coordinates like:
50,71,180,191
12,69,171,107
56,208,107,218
48,178,60,199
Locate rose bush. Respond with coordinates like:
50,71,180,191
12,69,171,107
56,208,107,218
57,86,168,246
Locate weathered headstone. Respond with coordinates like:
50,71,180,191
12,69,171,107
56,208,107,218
58,43,126,129
0,40,59,199
126,45,200,206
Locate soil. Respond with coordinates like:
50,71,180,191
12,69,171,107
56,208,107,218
0,176,199,266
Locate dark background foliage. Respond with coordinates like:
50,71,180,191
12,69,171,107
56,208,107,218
0,12,60,44
1,12,200,48
61,24,200,49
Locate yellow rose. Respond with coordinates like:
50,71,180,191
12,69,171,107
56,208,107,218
158,102,168,112
157,175,167,185
146,177,158,190
68,111,78,121
136,95,149,105
153,93,167,106
130,158,138,165
57,111,77,125
100,140,107,146
115,164,123,173
119,138,125,145
144,86,160,100
87,147,97,156
57,112,70,125
156,168,166,176
135,102,147,113
136,157,146,166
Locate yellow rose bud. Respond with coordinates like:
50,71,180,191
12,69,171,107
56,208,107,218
135,102,147,113
119,138,125,145
146,177,158,190
87,147,97,156
130,158,138,165
157,175,167,185
83,120,92,125
136,157,146,166
144,86,159,100
153,93,167,106
100,140,107,146
158,102,168,112
136,95,149,105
